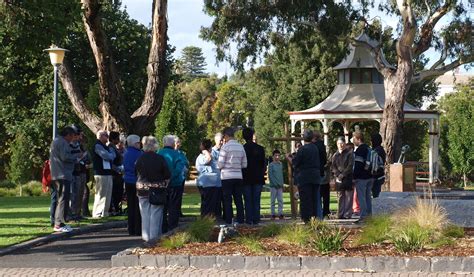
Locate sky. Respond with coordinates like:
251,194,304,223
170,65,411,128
121,0,471,76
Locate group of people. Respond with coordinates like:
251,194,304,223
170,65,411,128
49,122,385,244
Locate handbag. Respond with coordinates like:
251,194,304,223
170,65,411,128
336,176,353,191
149,187,167,205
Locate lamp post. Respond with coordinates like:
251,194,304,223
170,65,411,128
44,45,68,140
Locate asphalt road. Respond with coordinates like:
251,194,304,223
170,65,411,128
0,228,141,268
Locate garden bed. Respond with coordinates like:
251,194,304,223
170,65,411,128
138,225,474,257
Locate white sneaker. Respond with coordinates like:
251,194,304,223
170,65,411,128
53,225,72,233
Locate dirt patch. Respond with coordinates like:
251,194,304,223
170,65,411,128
142,226,474,257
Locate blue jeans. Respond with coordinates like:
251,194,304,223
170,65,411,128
221,179,244,224
242,184,263,224
298,183,322,222
138,196,164,243
355,178,373,218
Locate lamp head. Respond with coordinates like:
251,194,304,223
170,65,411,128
44,45,69,65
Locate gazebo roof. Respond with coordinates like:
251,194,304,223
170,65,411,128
288,33,438,121
333,33,394,70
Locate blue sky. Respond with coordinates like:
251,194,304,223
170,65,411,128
121,0,470,76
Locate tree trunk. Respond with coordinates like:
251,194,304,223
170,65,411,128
59,0,168,136
380,45,414,190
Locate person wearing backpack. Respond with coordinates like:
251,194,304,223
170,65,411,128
371,133,386,198
352,131,373,220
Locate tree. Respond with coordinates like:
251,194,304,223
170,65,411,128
201,0,473,168
438,79,474,187
58,0,169,135
175,46,208,81
155,84,201,160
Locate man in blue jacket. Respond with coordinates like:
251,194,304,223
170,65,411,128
352,131,373,220
158,135,186,231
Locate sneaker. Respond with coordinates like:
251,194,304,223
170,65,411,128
53,225,72,233
279,215,284,220
271,215,276,220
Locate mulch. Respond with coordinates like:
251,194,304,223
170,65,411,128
142,226,474,257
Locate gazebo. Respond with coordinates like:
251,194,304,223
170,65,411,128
288,33,440,183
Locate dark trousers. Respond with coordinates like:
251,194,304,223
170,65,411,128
125,183,141,236
52,179,70,226
242,184,263,224
50,184,58,225
166,186,184,231
110,175,124,214
178,180,185,216
82,182,91,217
372,177,384,198
221,179,244,224
201,186,220,217
320,183,330,218
298,183,322,223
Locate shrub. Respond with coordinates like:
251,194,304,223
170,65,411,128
22,181,44,196
161,232,191,249
0,188,17,197
354,215,392,246
259,223,283,238
0,179,16,189
277,223,312,246
237,235,265,254
186,216,216,242
392,222,431,253
442,224,465,238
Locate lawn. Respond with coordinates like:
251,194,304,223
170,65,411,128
0,191,338,248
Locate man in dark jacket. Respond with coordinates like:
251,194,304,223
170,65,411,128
352,131,373,219
312,131,329,218
371,133,386,198
290,129,321,222
242,128,266,225
92,130,116,218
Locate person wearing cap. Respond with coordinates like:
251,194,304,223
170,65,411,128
287,129,321,223
92,130,116,218
123,134,143,235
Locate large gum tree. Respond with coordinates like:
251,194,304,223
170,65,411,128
200,0,473,164
59,0,169,135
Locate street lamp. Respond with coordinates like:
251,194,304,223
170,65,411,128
44,45,68,140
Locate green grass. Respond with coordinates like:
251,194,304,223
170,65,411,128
0,196,125,248
160,232,191,249
237,235,265,254
354,215,392,246
277,223,312,246
0,190,338,248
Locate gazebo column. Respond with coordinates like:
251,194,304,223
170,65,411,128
428,118,440,184
343,121,351,143
290,120,297,152
322,119,330,150
300,121,305,144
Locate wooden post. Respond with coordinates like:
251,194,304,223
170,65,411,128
285,123,298,218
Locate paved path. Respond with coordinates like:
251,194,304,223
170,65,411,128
0,227,141,268
0,267,471,276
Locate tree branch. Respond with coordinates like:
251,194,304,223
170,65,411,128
81,0,131,132
413,1,453,58
413,57,472,82
396,0,417,58
131,0,168,135
429,37,448,70
58,60,103,134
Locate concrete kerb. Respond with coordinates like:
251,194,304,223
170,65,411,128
112,254,474,272
0,220,127,257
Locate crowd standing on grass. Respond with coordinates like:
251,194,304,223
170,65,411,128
47,123,385,245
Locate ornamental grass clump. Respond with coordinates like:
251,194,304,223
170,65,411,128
354,215,392,246
237,235,265,254
392,221,431,253
404,198,448,234
309,218,349,254
259,223,283,238
277,223,312,246
161,232,191,249
187,216,216,242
